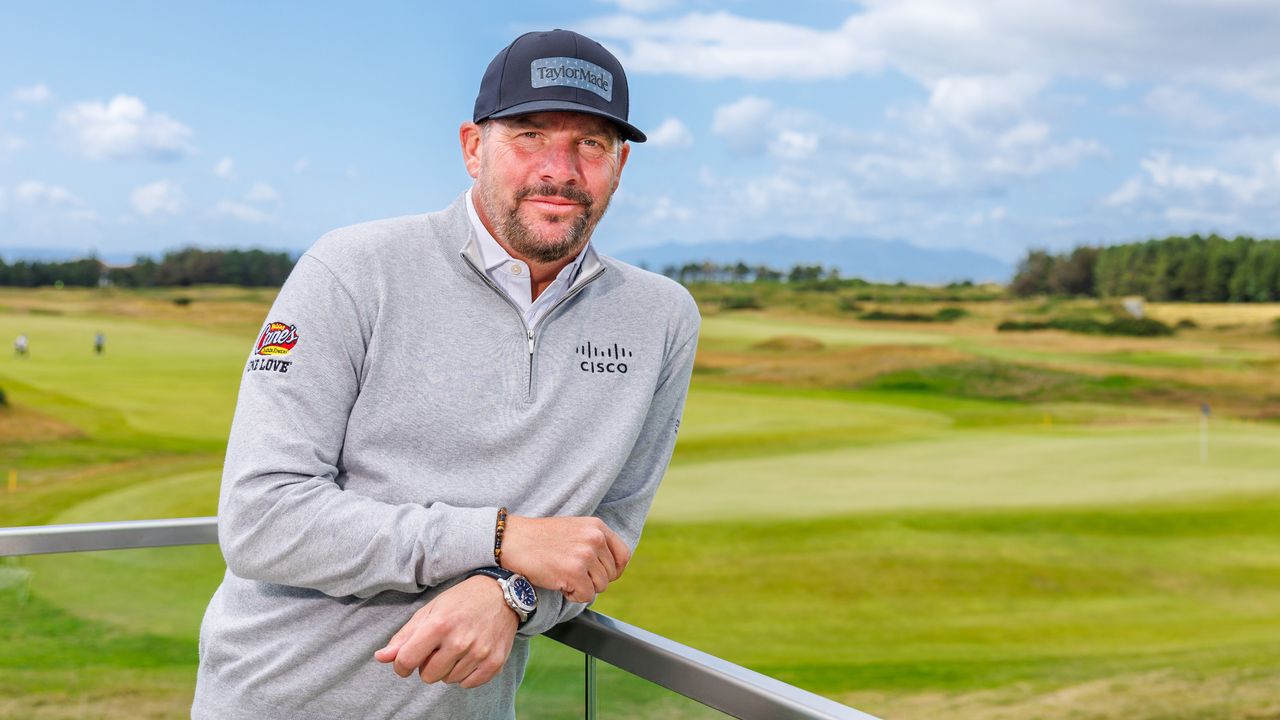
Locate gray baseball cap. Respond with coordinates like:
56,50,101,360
473,29,646,143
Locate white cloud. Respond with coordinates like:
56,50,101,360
0,186,7,213
1104,178,1143,208
131,180,185,217
0,130,23,155
214,200,271,224
1143,85,1229,130
293,157,309,174
1101,142,1280,235
927,74,1047,132
597,0,676,12
12,84,53,104
770,130,819,159
214,156,237,180
646,117,693,148
646,195,692,223
244,181,281,204
60,94,194,161
582,12,882,80
585,3,1280,101
967,206,1008,225
15,180,81,207
712,96,775,149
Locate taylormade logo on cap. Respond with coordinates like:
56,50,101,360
531,57,612,101
474,29,647,143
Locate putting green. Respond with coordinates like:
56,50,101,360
653,421,1280,521
700,313,949,350
0,313,247,442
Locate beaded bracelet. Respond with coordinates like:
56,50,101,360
494,506,508,565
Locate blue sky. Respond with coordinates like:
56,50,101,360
2,1,1279,263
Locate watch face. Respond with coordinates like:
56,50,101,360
511,577,538,611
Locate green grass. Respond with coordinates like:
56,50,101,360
5,290,1280,719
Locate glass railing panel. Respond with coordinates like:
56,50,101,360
594,655,732,719
0,544,587,719
515,634,586,719
1,545,219,718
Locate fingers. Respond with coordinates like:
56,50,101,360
444,654,482,685
375,606,430,664
459,657,505,689
392,625,442,679
381,575,518,686
419,637,469,684
602,525,632,579
588,556,609,594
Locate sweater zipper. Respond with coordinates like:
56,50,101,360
460,257,536,395
460,256,606,401
522,264,606,399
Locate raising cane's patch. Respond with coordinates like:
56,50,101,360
255,321,299,356
247,321,298,374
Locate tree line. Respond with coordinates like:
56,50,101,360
0,248,295,288
659,261,839,284
1012,234,1280,301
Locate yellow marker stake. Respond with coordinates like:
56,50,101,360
7,469,15,493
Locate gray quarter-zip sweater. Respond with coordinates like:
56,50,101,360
192,194,700,719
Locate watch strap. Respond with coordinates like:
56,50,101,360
466,566,534,625
467,566,514,582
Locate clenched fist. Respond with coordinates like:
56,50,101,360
500,516,631,602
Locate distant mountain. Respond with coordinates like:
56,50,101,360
614,236,1013,284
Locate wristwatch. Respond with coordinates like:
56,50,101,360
467,567,538,624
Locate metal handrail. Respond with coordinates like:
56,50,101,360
0,518,879,720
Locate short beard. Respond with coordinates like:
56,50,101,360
486,182,608,264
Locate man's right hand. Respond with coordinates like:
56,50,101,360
500,516,631,603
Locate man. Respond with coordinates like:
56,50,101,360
193,29,700,719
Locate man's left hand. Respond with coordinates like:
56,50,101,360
374,575,519,688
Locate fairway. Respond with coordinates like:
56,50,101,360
4,288,1280,719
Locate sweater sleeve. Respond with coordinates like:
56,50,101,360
517,296,701,636
217,253,495,599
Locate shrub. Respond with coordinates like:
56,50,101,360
1175,318,1198,330
935,307,969,321
0,386,6,407
998,316,1174,337
720,294,763,310
859,310,936,322
1102,317,1175,337
837,297,863,313
172,296,194,306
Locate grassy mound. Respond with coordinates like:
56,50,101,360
750,335,825,351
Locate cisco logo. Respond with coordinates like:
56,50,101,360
577,341,632,374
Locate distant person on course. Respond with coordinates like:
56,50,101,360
93,331,104,355
193,29,700,719
13,334,27,357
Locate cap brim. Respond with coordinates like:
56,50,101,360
487,100,646,143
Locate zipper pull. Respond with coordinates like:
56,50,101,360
527,329,534,355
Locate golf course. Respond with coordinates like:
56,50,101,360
3,284,1280,719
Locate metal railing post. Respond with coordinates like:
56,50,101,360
584,653,597,720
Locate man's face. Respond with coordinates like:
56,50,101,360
462,112,629,264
